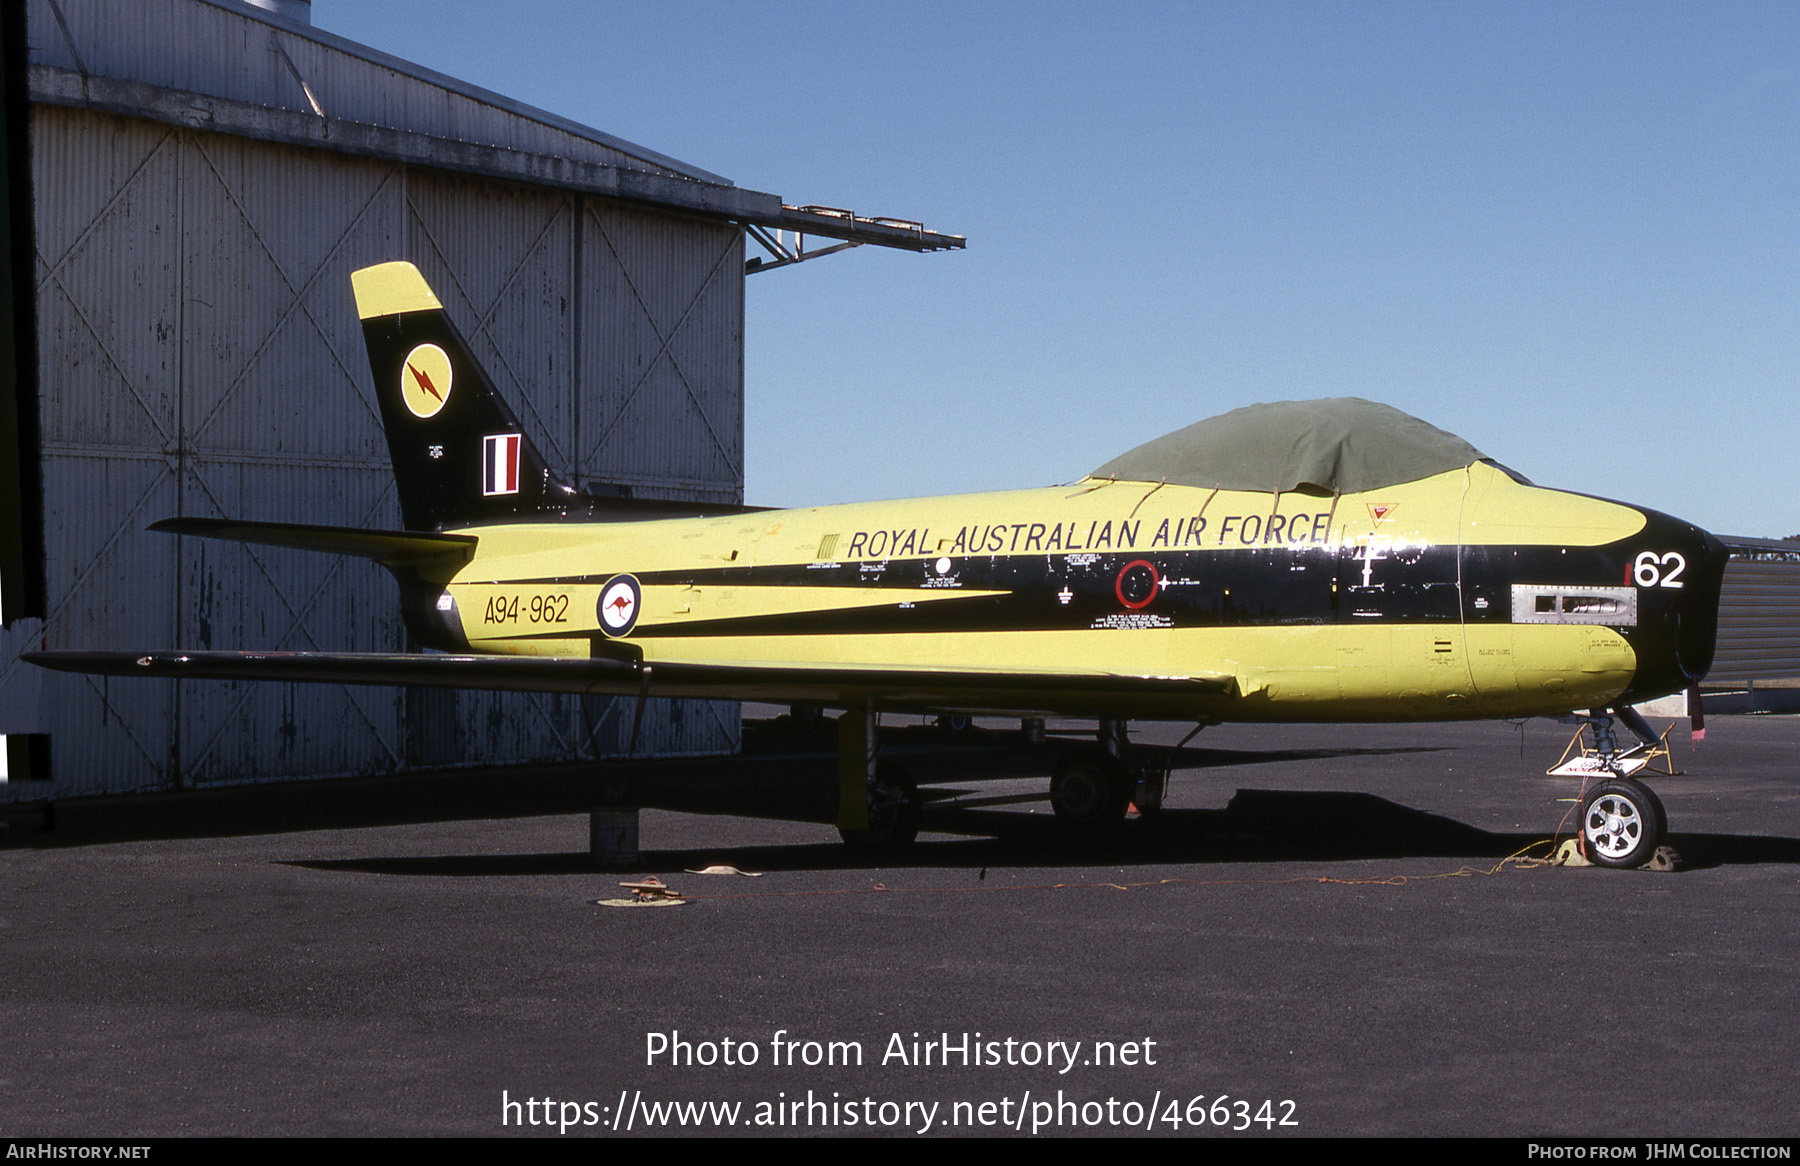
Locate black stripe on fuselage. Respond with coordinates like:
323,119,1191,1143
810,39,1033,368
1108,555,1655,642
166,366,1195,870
477,540,1648,641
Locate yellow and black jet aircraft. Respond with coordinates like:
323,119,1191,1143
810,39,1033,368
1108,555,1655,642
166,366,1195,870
28,262,1730,867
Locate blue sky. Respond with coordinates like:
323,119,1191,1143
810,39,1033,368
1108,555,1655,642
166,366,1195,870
321,2,1799,537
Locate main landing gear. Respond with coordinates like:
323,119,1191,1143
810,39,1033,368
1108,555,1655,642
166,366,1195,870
829,709,1171,852
1554,708,1676,869
834,703,923,854
1049,718,1168,832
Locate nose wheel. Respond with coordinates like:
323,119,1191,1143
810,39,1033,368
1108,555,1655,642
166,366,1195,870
1554,709,1675,869
1581,778,1666,868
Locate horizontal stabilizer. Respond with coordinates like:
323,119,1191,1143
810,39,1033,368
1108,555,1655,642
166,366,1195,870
149,518,477,568
25,650,1237,714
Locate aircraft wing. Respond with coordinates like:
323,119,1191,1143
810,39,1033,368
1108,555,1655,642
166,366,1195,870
23,649,1237,716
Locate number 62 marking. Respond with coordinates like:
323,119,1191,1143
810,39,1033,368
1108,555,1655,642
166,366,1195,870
1634,550,1686,589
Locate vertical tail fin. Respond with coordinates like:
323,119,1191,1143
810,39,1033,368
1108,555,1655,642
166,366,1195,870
352,261,580,531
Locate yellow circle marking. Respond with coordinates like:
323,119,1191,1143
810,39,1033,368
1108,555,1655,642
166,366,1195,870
401,343,453,418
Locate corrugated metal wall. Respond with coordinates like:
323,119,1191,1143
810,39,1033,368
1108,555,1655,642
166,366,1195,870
12,103,741,798
585,200,745,497
28,0,709,181
1709,559,1800,685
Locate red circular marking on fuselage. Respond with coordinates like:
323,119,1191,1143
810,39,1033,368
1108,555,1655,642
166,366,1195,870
1115,559,1159,610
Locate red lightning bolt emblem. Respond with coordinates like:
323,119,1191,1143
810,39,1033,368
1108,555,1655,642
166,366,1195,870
407,362,443,401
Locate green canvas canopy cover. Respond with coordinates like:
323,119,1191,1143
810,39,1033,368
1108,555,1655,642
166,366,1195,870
1090,397,1487,495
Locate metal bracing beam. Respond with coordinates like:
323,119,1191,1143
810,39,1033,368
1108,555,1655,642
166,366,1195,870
770,204,963,252
744,222,862,274
744,205,964,274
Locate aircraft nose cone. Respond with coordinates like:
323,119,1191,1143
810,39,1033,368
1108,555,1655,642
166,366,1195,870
1621,513,1729,703
1674,527,1729,683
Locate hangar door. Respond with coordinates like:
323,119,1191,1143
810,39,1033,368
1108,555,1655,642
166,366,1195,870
17,105,741,796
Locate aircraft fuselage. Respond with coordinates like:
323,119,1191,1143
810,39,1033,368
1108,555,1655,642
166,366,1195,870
416,460,1727,723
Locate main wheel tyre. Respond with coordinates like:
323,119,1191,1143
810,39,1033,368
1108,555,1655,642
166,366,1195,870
838,761,923,853
1050,749,1131,829
1582,778,1663,868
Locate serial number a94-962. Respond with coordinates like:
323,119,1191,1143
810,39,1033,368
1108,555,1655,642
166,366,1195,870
482,593,571,625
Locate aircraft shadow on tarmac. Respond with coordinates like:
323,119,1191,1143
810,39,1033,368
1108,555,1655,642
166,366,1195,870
0,740,1435,849
13,733,1796,873
282,788,1800,878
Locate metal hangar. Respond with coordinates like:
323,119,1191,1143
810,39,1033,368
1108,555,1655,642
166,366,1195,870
0,0,962,800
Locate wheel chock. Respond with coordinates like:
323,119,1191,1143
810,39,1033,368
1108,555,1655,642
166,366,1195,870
1552,838,1591,867
1550,837,1680,871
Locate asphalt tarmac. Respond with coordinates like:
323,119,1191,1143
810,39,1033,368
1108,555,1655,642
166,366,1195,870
2,713,1797,1139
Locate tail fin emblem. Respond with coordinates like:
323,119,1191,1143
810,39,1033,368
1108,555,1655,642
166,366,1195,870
482,433,522,496
401,343,454,418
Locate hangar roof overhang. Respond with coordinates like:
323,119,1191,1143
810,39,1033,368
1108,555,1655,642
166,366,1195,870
28,0,964,267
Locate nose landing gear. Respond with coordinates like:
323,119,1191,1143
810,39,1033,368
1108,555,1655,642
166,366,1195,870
1554,708,1678,869
1581,778,1668,869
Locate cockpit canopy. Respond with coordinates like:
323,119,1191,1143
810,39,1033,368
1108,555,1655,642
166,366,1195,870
1090,397,1491,495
